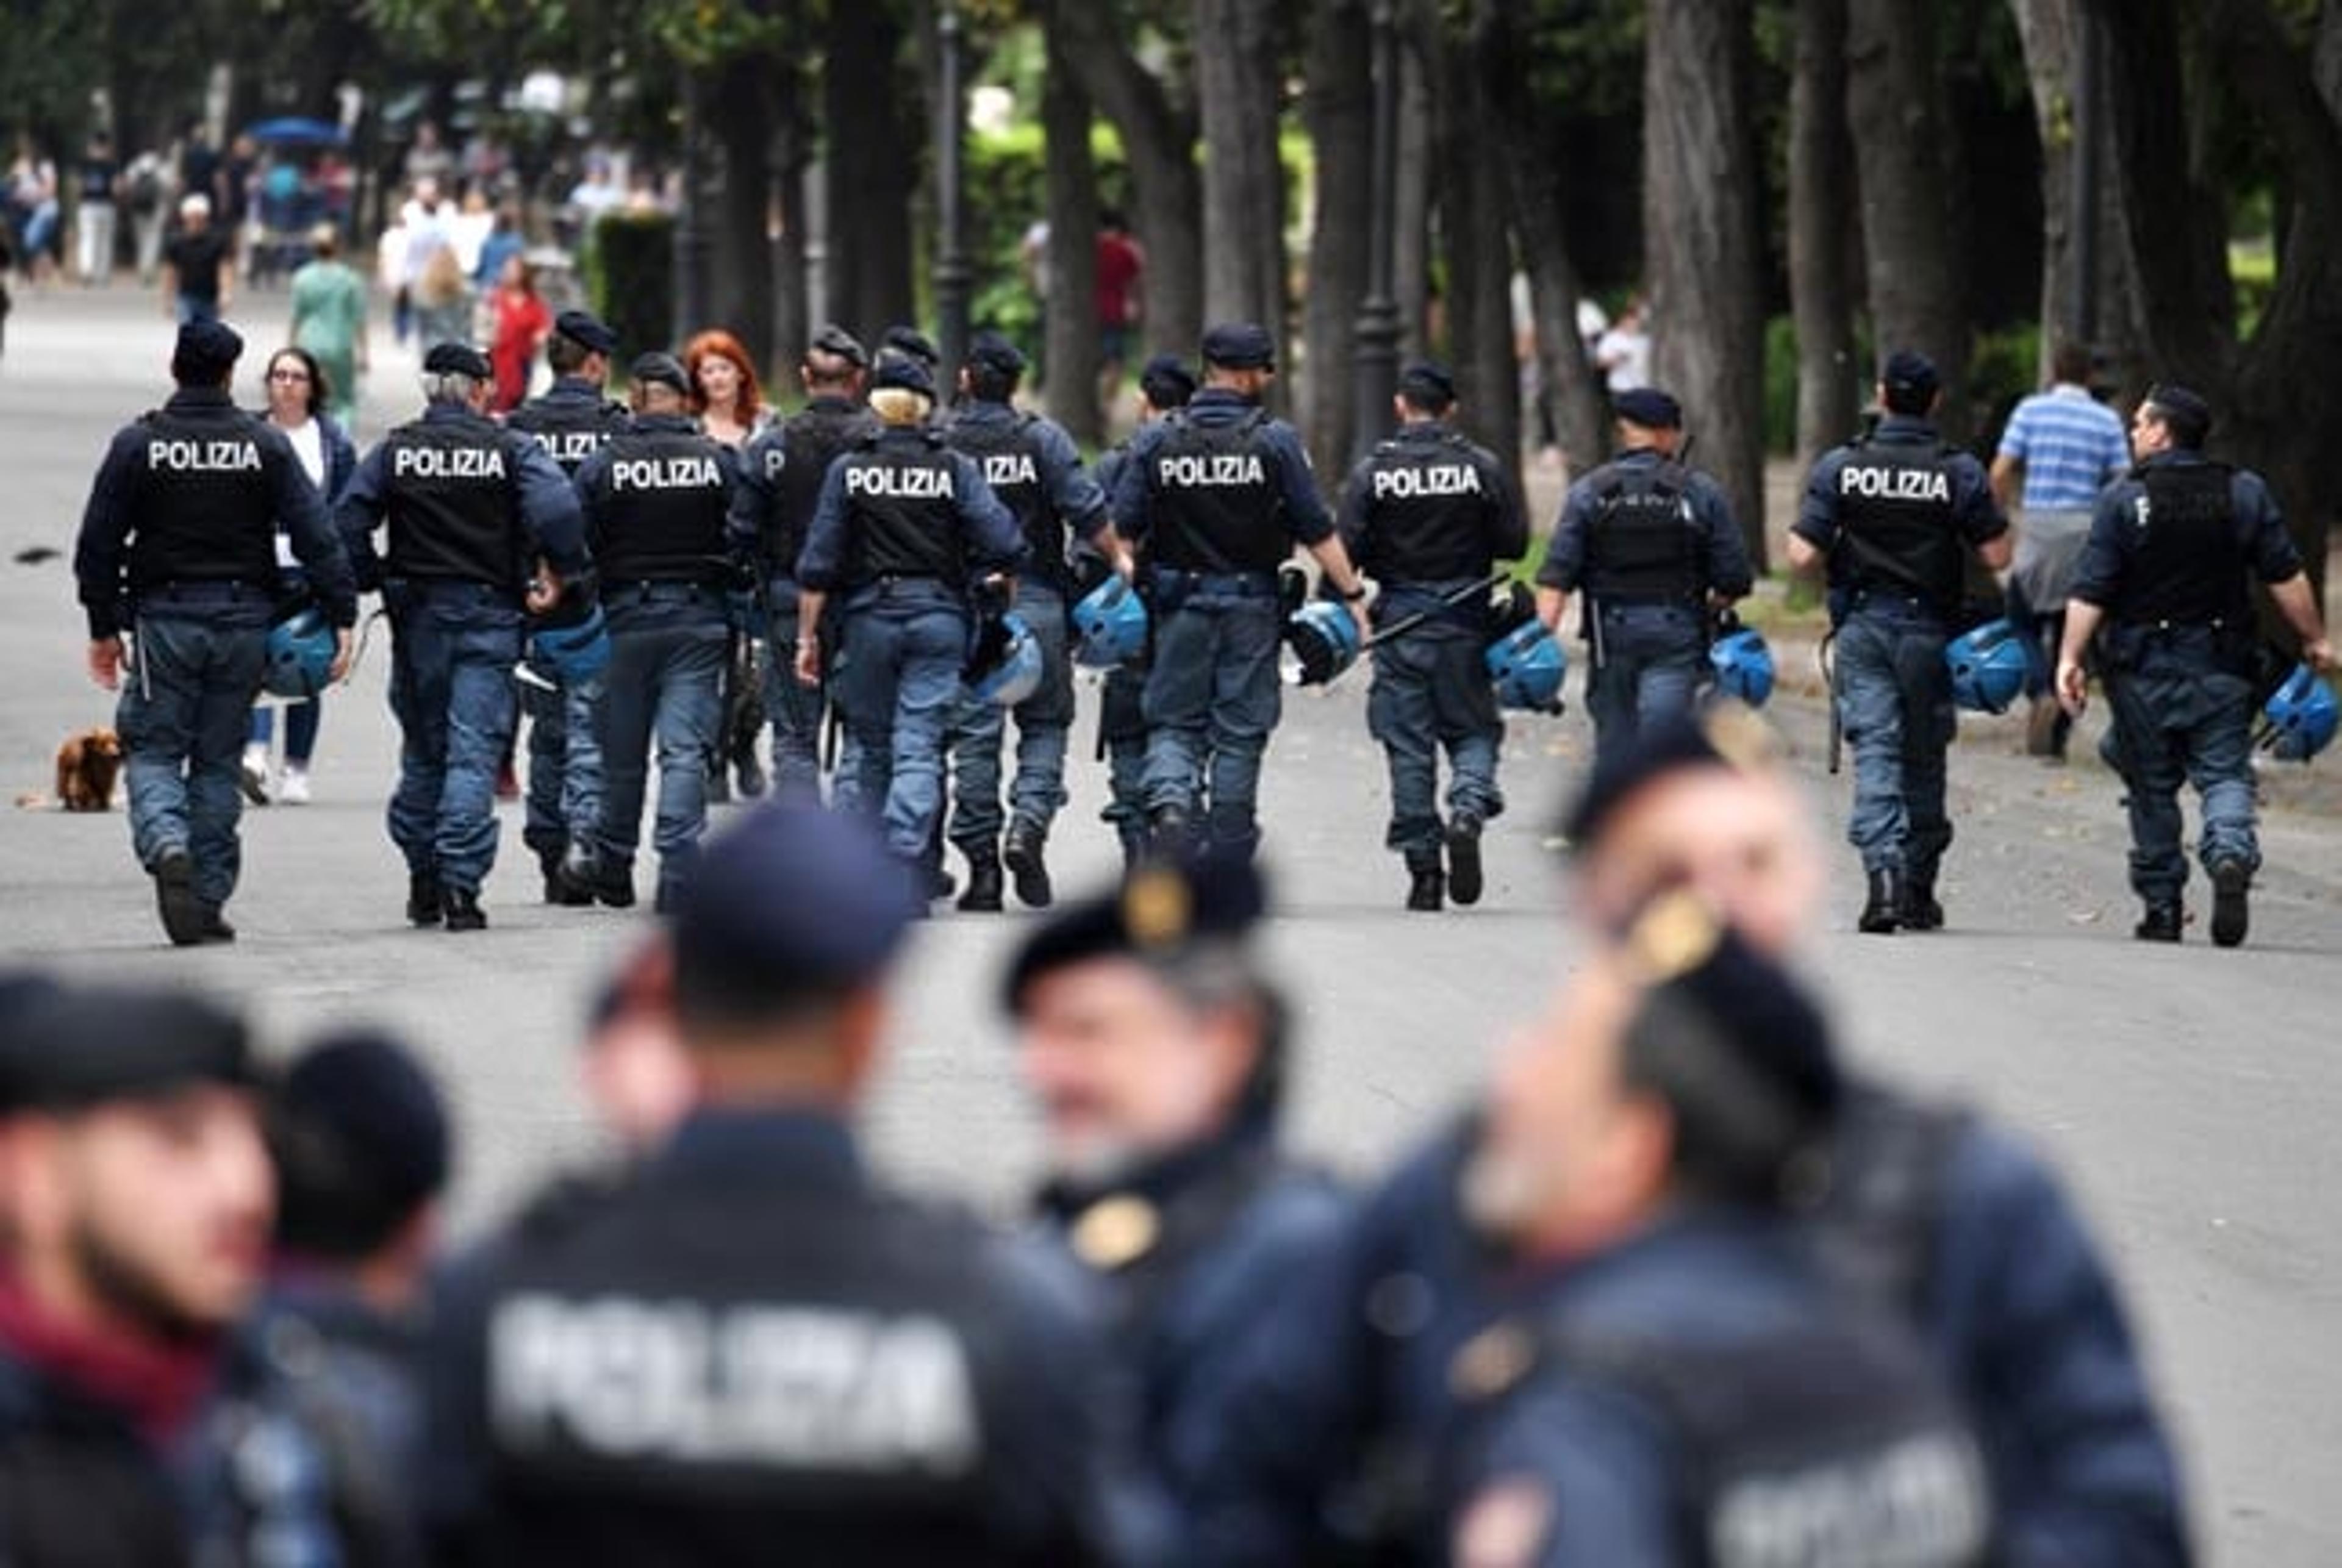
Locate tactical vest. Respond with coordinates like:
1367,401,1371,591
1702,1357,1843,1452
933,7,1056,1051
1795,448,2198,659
763,403,881,576
506,392,628,477
2115,462,2250,628
470,1171,1039,1564
379,419,526,590
1361,432,1499,582
126,407,280,592
948,410,1064,588
839,434,966,587
1583,459,1702,601
1145,410,1287,574
593,426,731,583
1833,439,1966,615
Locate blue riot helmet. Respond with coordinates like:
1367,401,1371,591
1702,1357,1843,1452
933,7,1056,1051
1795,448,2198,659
262,607,337,700
1710,626,1776,708
529,600,612,686
2260,663,2338,761
968,612,1045,706
1944,618,2030,714
1285,599,1363,686
1072,576,1149,668
1487,620,1566,713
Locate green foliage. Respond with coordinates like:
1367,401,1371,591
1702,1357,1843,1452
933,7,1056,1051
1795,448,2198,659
964,121,1131,354
586,210,676,362
1966,319,2041,433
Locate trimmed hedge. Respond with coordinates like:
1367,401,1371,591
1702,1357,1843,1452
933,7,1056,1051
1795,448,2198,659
587,212,677,363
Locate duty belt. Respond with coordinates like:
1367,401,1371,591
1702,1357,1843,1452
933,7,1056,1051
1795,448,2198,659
1158,568,1278,596
139,579,268,601
608,579,715,601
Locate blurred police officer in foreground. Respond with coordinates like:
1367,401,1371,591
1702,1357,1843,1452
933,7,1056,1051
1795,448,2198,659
0,979,272,1565
74,320,358,945
1004,854,1347,1563
2056,384,2335,947
944,330,1125,912
338,342,589,931
793,353,1026,879
193,1028,451,1568
1092,354,1198,868
573,352,742,914
1440,900,1987,1567
1788,351,2011,933
1535,387,1750,765
728,324,878,799
1109,322,1370,863
420,804,1116,1564
506,309,629,904
1339,359,1528,912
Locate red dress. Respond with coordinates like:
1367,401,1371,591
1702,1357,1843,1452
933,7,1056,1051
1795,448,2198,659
491,287,551,412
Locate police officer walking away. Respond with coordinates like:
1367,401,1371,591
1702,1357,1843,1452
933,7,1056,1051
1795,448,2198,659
1339,360,1528,912
1110,323,1370,862
506,309,629,903
338,342,590,931
420,804,1116,1564
74,320,357,945
793,353,1026,879
1788,351,2011,933
573,353,743,914
1534,386,1750,764
944,330,1125,911
728,324,877,799
2056,384,2335,947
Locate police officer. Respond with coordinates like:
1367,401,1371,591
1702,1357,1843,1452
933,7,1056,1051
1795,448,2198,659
2055,384,2335,947
1438,901,1988,1567
337,342,590,931
1004,854,1348,1563
943,330,1126,912
728,324,878,799
1788,351,2011,933
419,804,1115,1564
571,353,743,914
1534,385,1750,764
73,320,358,945
1339,359,1528,912
505,309,629,904
793,352,1026,878
1109,322,1370,862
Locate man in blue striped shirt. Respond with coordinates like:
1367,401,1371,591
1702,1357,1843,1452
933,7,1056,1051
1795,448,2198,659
1992,342,2130,757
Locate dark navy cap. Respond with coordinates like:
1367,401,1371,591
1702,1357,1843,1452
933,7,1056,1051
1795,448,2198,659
1201,321,1276,371
1561,706,1778,848
1398,360,1458,406
1623,893,1841,1123
422,340,493,380
1003,851,1268,1014
629,351,691,396
271,1028,449,1258
872,352,937,399
670,804,922,1023
809,323,869,368
2143,383,2213,445
1138,353,1197,409
883,325,941,368
1881,349,1940,400
967,330,1028,378
0,984,259,1115
554,309,620,357
1612,386,1682,430
172,319,244,383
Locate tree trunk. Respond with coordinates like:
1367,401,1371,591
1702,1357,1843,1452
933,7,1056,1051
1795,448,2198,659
1790,0,1860,463
770,51,812,382
1193,0,1288,346
1846,0,1971,438
1394,30,1434,358
1644,0,1769,563
707,57,775,374
1040,14,1103,445
1427,12,1520,467
823,0,918,342
1300,0,1372,471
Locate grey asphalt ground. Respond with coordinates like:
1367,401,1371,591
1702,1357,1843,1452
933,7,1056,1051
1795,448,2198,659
2,285,2338,1563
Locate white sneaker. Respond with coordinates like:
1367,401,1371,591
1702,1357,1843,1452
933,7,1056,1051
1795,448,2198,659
239,745,271,806
278,766,312,805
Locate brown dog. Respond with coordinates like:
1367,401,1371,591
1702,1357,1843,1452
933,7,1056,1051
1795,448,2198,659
54,728,123,812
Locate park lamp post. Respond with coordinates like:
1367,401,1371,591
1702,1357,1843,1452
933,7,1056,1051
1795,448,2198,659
1350,0,1403,465
933,0,972,389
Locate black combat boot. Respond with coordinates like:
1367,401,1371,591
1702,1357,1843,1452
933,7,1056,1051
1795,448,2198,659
1148,805,1192,863
2135,901,2182,943
1004,819,1053,909
541,844,593,907
957,843,1004,912
152,847,204,947
196,904,237,944
442,887,488,933
1405,851,1445,912
2209,860,2251,949
1444,815,1485,907
589,861,637,910
1858,868,1902,934
407,872,445,928
1901,867,1944,931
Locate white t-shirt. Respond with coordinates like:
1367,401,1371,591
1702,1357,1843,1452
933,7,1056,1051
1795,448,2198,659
1597,324,1652,393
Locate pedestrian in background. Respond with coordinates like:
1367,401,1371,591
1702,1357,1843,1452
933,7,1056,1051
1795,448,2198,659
288,224,368,424
487,253,550,413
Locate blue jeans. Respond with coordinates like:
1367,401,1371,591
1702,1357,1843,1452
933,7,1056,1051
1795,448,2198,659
1141,581,1283,859
385,583,523,895
595,591,728,895
1585,601,1705,764
248,698,321,762
2104,626,2258,903
949,583,1074,848
1100,664,1150,854
1834,607,1956,878
118,612,268,908
834,581,969,860
1367,623,1505,855
522,666,606,863
759,579,828,801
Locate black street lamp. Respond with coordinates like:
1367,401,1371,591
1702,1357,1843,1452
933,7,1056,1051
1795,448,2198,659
933,0,972,387
1350,0,1403,465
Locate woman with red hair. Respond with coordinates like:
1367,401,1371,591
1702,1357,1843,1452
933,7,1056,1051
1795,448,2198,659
683,329,766,448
